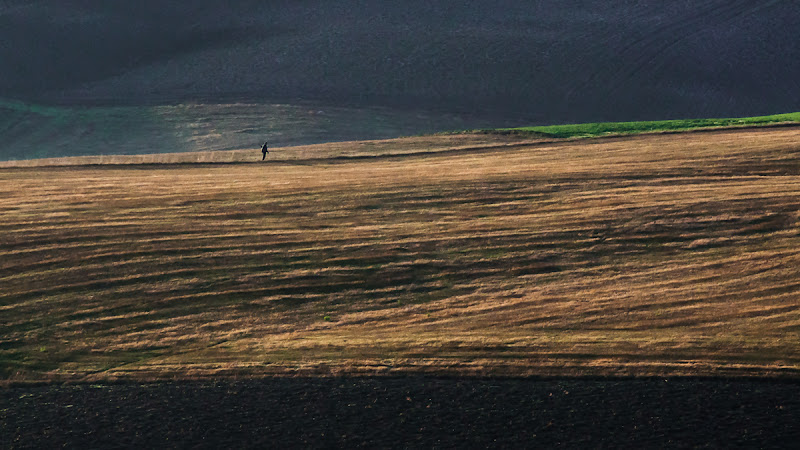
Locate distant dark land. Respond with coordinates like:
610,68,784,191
1,0,798,159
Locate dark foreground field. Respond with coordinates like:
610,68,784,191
3,377,799,448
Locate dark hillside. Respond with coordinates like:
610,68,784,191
1,0,798,123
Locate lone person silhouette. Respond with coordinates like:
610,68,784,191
261,141,269,160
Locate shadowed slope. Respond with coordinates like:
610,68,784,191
1,127,800,382
0,100,502,161
1,1,798,123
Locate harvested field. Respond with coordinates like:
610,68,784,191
1,126,800,382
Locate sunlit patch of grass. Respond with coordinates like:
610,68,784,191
499,112,800,138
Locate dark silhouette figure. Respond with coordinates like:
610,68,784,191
261,141,269,160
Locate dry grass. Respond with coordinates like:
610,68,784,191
0,133,539,167
2,126,800,383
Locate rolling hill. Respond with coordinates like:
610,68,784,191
2,0,798,124
2,125,799,383
0,99,500,160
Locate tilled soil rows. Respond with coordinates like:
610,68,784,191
3,377,799,448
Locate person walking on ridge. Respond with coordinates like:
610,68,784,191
261,141,269,160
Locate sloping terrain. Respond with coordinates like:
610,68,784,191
0,100,501,161
0,132,542,167
2,126,800,382
3,1,798,161
1,0,798,123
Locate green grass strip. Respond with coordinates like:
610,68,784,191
499,112,800,139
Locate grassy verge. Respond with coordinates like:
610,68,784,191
495,112,800,138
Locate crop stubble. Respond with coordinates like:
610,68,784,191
1,127,800,382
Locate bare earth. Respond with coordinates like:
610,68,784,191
3,378,799,448
1,127,800,383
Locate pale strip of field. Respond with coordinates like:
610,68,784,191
1,127,800,382
0,133,540,167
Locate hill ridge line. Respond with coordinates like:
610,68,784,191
3,122,800,169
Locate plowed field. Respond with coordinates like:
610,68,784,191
4,378,799,448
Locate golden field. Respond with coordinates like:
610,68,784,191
2,127,800,382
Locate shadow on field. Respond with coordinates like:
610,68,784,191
2,0,798,123
3,377,799,448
